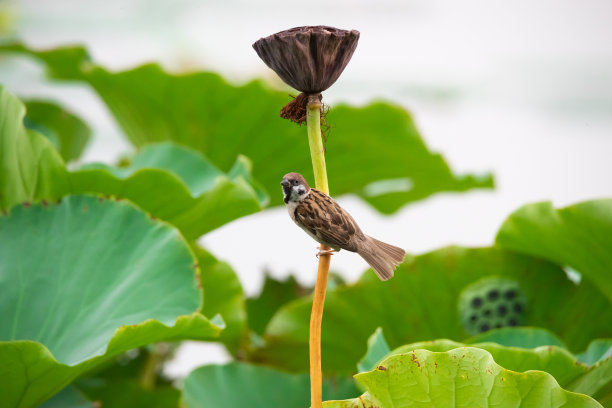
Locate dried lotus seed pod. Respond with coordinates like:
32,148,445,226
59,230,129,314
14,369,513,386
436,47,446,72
253,26,359,124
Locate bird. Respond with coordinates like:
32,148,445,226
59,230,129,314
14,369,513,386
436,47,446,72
281,172,405,280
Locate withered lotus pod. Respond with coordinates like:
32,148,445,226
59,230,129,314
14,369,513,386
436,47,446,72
253,26,360,123
253,26,360,94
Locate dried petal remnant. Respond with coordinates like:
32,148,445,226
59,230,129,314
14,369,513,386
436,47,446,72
253,26,360,94
280,93,321,124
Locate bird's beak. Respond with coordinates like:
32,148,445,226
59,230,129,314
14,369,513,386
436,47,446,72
281,180,291,188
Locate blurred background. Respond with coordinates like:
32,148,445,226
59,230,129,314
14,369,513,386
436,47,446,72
2,0,611,377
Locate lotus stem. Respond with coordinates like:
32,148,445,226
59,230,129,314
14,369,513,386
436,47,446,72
306,94,330,408
138,343,169,390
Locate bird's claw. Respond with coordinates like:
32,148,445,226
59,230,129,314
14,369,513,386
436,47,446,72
316,248,336,258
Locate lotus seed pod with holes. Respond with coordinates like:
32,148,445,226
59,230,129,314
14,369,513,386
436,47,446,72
253,26,360,94
458,277,528,335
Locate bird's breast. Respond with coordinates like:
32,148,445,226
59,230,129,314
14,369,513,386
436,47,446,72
286,200,299,222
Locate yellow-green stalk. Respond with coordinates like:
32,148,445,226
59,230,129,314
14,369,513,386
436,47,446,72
306,95,330,408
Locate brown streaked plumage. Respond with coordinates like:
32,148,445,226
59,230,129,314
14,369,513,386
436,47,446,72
281,172,405,280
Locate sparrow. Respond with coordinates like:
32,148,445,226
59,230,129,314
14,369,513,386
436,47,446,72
281,172,405,280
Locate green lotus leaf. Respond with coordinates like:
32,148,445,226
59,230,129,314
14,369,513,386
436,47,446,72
39,386,91,408
0,43,494,213
23,99,90,162
577,340,612,366
595,390,612,408
0,85,70,211
72,142,268,238
465,330,612,399
77,378,180,408
465,327,567,349
496,199,612,302
0,86,266,237
0,195,223,407
569,358,612,402
359,329,586,386
397,340,586,387
182,362,359,408
324,348,601,408
252,247,612,374
359,328,612,402
193,245,248,353
357,328,391,374
70,343,180,408
246,274,309,336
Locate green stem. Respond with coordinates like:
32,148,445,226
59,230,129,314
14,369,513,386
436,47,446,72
306,96,329,194
306,94,330,408
138,343,169,390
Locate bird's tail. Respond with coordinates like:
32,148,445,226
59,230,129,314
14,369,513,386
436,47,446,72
358,236,406,281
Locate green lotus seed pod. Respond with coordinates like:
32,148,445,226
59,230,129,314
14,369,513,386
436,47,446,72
458,277,527,335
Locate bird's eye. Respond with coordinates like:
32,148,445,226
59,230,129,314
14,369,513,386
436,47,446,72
293,180,298,186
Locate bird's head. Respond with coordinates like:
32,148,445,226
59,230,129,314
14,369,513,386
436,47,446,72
281,172,311,203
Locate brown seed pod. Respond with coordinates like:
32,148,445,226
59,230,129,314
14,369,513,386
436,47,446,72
253,26,360,123
253,26,360,94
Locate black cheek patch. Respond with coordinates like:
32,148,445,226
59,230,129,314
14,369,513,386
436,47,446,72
283,186,292,203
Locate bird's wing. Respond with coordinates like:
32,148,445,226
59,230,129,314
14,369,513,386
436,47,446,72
294,189,361,251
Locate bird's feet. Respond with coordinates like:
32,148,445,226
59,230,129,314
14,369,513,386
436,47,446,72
316,247,336,258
